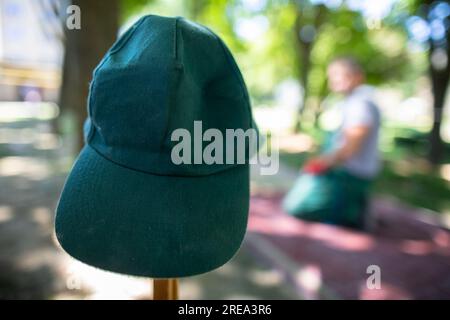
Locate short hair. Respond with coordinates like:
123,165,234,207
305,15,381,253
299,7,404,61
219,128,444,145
329,56,364,75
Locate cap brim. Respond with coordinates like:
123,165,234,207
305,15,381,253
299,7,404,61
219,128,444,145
55,145,249,278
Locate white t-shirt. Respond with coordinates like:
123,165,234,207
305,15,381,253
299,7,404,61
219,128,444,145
334,85,381,179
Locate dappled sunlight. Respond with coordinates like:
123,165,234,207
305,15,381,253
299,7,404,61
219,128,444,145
57,258,152,300
440,164,450,182
386,96,432,129
222,293,260,300
305,225,375,252
33,133,61,151
277,134,315,153
178,245,297,299
248,193,450,299
31,207,52,228
46,233,151,299
264,218,372,253
0,102,59,123
391,158,432,177
249,213,305,237
245,233,326,299
0,127,61,151
16,247,61,274
248,269,284,287
0,205,13,223
0,156,51,180
0,123,62,150
0,128,36,145
249,197,375,252
359,282,412,300
214,260,237,277
400,240,434,255
432,229,450,252
253,106,296,135
178,280,203,300
294,265,322,299
1,0,450,301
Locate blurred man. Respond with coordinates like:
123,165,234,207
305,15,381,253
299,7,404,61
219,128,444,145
314,57,380,180
283,57,381,229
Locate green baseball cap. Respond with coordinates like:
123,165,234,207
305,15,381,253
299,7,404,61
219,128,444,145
55,15,257,278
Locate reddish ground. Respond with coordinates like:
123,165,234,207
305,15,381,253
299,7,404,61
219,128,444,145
247,193,450,299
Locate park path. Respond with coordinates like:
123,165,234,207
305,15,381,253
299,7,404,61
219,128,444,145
1,104,449,299
247,164,450,299
0,105,297,299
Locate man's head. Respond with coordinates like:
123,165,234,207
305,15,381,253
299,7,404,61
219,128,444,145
327,56,365,94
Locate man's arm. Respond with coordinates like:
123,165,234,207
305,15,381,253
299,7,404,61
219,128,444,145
330,125,371,164
312,125,371,169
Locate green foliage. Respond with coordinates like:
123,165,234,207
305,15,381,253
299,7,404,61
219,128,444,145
374,165,450,214
118,0,426,108
120,0,154,21
116,0,447,212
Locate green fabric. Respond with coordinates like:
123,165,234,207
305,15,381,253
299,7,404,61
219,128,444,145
282,169,372,229
55,15,256,278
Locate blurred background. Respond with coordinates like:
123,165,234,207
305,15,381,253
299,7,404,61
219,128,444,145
0,0,449,299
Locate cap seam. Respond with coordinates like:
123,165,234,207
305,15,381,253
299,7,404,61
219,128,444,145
210,33,253,130
87,142,247,178
87,16,147,144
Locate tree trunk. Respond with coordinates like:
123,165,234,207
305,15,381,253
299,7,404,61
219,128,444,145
292,4,326,132
427,47,450,165
60,0,119,152
423,0,450,165
312,81,328,128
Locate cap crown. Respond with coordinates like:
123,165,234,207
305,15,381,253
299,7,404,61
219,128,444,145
86,15,254,176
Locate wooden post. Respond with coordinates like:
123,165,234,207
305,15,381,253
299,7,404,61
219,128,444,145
153,279,179,300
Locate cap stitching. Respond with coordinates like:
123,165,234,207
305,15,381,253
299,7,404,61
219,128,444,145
87,142,247,178
210,32,253,130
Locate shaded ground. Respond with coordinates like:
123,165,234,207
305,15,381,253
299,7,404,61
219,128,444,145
248,163,450,299
1,103,449,299
0,105,297,300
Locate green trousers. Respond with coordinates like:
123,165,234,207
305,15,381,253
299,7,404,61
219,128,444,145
283,169,372,229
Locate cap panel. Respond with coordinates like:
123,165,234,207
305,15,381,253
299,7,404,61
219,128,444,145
89,16,176,172
158,18,254,175
87,15,255,177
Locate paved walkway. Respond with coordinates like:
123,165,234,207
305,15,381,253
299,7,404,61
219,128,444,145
1,105,449,299
246,192,450,299
0,106,298,300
